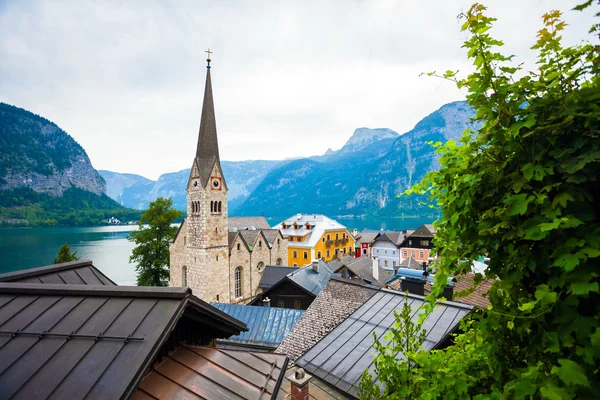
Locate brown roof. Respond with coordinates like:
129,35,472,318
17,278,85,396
229,216,271,231
276,277,377,364
425,273,494,308
132,346,288,400
278,365,350,399
0,259,116,285
0,283,246,399
409,224,435,239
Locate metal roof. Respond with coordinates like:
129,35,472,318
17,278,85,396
0,259,116,286
287,261,335,296
0,283,246,399
212,303,304,349
258,266,299,289
296,290,472,397
132,345,288,400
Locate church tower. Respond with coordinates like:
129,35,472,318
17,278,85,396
170,51,229,302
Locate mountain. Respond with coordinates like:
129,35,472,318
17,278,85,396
0,103,106,195
0,102,140,226
234,101,475,219
100,160,282,211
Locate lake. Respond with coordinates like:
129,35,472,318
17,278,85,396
0,216,434,285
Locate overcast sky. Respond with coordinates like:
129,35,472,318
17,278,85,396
0,1,597,180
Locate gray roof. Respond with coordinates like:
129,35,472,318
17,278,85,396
373,231,402,246
261,229,281,245
211,303,304,349
399,256,423,270
194,66,223,188
296,290,472,397
276,277,377,365
287,260,335,296
409,224,435,238
0,259,116,285
259,266,299,289
0,283,246,399
326,254,357,272
228,216,271,231
228,231,240,249
334,257,389,287
355,231,380,244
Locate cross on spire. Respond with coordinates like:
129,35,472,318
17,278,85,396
205,48,212,68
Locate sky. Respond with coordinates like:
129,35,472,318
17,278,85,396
0,0,598,180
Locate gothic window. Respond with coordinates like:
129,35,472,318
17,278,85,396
210,201,213,212
184,236,186,245
277,239,280,245
182,266,188,287
276,258,282,266
237,243,241,251
218,201,222,213
234,267,243,298
259,240,262,248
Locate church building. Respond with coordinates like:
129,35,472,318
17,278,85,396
169,53,288,303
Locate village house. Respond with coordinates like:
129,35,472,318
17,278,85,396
273,213,355,266
353,229,380,258
399,223,437,264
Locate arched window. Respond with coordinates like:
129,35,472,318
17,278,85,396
276,258,282,266
210,201,213,212
182,266,187,287
237,243,241,251
234,267,243,298
257,261,265,271
258,240,262,248
218,201,222,213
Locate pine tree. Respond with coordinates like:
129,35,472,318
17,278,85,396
53,243,80,264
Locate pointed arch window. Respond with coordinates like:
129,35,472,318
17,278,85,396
276,258,282,266
182,265,188,287
210,201,214,213
218,201,222,213
234,267,243,298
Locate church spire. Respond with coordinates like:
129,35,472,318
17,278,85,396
194,49,221,187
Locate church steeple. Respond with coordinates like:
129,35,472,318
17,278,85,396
195,50,222,187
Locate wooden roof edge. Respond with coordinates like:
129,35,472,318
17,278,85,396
0,259,94,282
0,282,191,299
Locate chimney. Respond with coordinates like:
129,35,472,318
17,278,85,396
372,257,379,281
442,285,454,301
312,261,319,273
336,250,343,261
422,261,427,271
289,368,312,400
400,277,426,296
262,297,271,307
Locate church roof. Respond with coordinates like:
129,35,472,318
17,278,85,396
194,63,224,188
228,216,270,231
0,259,116,286
261,229,281,246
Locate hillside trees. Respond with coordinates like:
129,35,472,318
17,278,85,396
360,2,599,398
127,197,181,286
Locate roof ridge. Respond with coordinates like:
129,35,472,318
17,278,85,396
0,259,94,282
0,283,191,299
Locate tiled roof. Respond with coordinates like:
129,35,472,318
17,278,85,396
211,303,305,349
0,283,246,399
259,266,299,289
278,365,351,399
273,214,350,248
296,289,472,397
333,257,389,287
239,230,261,248
425,273,495,308
0,259,116,285
276,277,377,365
228,216,271,231
261,229,281,245
133,346,288,400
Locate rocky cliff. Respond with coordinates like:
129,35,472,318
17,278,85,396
0,103,106,196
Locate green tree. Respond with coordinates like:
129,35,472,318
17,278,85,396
127,197,182,286
53,243,80,264
362,2,599,399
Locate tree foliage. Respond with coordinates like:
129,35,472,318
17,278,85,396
361,2,599,399
127,197,181,286
53,243,80,264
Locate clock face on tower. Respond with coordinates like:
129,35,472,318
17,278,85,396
192,180,199,189
211,177,222,190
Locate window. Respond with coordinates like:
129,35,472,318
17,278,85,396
392,251,395,255
326,250,330,258
216,255,219,261
327,234,330,241
278,299,285,308
184,236,186,245
422,240,429,246
276,258,282,266
404,250,408,257
277,239,280,245
259,240,262,248
412,251,416,257
182,266,187,287
234,267,243,298
293,300,301,310
237,243,240,251
210,201,213,212
303,251,308,260
216,294,219,302
336,233,339,240
420,251,424,258
322,238,325,242
384,250,388,255
393,261,397,267
409,240,412,246
293,250,297,258
293,263,298,267
317,251,321,259
384,260,388,266
218,201,222,213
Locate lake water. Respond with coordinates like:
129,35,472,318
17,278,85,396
0,216,435,285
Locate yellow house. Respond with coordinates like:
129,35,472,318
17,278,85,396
273,214,355,266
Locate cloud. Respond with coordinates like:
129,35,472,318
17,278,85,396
0,0,597,179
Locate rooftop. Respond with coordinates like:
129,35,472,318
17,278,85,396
211,303,305,349
258,266,300,290
0,259,116,286
273,214,349,249
228,216,271,231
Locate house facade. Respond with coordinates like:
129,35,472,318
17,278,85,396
399,224,436,265
273,214,355,266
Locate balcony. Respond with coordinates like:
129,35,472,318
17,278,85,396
325,240,334,247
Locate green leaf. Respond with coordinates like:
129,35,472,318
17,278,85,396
507,321,514,330
540,384,571,400
570,282,599,295
539,219,560,232
505,194,530,216
553,253,580,271
552,359,590,387
519,301,537,312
